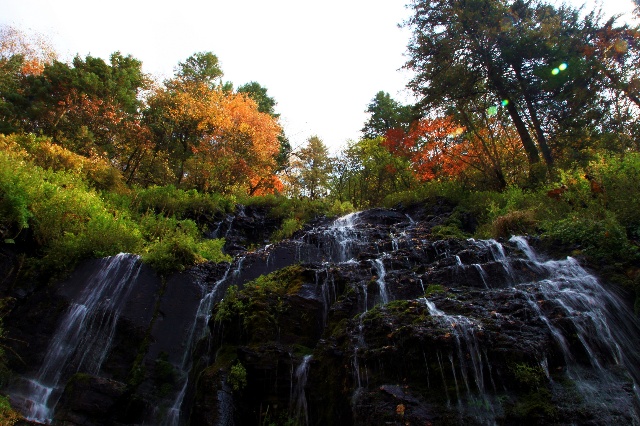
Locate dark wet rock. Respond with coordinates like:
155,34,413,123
4,204,640,426
53,374,127,425
215,204,283,255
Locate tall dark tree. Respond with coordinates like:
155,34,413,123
405,0,606,168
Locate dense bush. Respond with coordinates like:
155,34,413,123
130,185,234,222
0,134,231,279
142,218,230,274
542,210,638,263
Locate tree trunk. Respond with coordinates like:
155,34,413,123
503,99,540,165
512,65,554,166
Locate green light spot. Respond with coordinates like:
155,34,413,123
501,99,509,106
558,63,568,71
552,68,560,75
487,106,498,116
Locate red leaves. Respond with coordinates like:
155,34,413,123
383,116,468,182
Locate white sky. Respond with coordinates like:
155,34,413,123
0,0,637,153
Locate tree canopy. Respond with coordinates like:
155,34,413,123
404,0,638,173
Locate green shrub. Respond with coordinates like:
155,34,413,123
0,395,20,426
271,218,302,242
142,218,230,274
228,361,247,391
383,180,468,208
328,200,355,217
542,210,637,262
131,185,233,221
215,285,244,323
590,153,640,239
510,362,546,390
491,210,538,238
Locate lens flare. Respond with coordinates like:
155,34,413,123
614,39,628,54
558,63,568,71
552,68,560,75
501,99,509,106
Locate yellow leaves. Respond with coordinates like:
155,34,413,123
149,80,282,194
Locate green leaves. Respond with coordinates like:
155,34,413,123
175,52,223,87
0,134,233,278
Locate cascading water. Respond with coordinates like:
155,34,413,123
8,207,640,426
322,212,362,262
291,355,312,426
18,253,143,423
415,236,640,423
371,257,389,305
163,258,246,426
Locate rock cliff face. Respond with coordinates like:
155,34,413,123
3,203,640,425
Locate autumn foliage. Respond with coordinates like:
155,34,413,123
381,114,529,189
384,116,468,181
146,81,282,194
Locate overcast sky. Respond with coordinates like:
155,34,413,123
0,0,637,153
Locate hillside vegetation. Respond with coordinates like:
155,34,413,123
0,0,639,344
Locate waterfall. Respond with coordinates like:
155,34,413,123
9,206,640,425
505,237,640,414
417,237,640,422
371,258,389,305
291,355,312,426
163,258,244,426
323,212,362,262
21,253,142,423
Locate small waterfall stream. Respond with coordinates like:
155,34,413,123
20,253,143,423
291,355,312,426
163,257,246,426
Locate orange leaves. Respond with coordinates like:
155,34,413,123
152,80,282,194
0,25,57,76
383,116,469,182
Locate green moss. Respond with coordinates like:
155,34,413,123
431,224,468,239
424,284,446,297
228,361,247,392
213,265,309,344
245,264,306,296
154,352,177,397
510,362,546,390
214,344,239,367
0,394,21,425
506,388,557,421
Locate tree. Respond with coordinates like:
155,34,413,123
361,91,414,139
288,136,332,200
0,25,57,133
237,81,292,172
405,0,606,170
175,52,223,87
237,81,278,117
0,25,56,75
330,137,415,208
15,53,149,157
145,78,282,194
